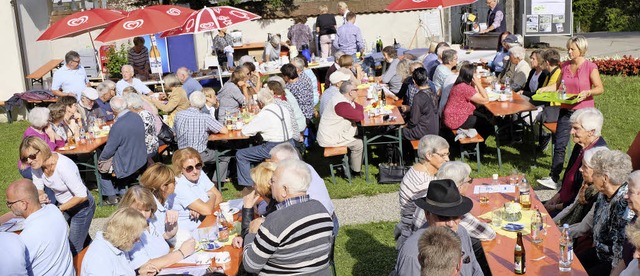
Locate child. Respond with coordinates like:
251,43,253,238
203,87,218,120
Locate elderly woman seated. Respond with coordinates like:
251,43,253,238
147,74,189,128
544,108,607,217
507,46,531,91
242,159,334,275
396,135,449,249
119,186,195,271
621,222,640,275
171,148,223,232
570,149,633,275
217,68,249,123
81,208,156,275
336,54,364,86
236,88,296,188
553,146,608,226
19,107,65,179
611,171,640,275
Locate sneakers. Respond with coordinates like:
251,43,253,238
537,177,558,190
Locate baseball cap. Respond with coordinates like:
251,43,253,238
82,87,99,100
330,71,350,84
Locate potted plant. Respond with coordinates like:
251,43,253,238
105,44,129,80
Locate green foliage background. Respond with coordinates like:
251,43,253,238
573,0,640,32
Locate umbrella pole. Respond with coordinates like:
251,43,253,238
159,72,165,93
88,32,105,81
439,7,446,43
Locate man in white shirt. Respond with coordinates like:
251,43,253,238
51,51,90,99
6,179,74,276
0,232,29,275
116,64,152,95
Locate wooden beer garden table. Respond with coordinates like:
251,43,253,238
355,87,406,182
57,133,109,205
466,177,588,275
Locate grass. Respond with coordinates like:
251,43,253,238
1,75,639,274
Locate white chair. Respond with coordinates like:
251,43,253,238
203,55,224,87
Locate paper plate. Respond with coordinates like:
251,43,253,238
502,223,525,232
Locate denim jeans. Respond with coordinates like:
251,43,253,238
63,192,95,255
236,140,295,186
550,108,573,182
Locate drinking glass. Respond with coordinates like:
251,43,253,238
479,183,489,204
491,207,503,227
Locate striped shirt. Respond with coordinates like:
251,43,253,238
243,198,334,275
128,47,149,74
173,107,224,153
396,167,436,249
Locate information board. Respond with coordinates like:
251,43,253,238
523,0,572,36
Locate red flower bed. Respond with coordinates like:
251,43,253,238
592,56,640,76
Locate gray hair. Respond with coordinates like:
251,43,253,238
189,91,206,109
334,50,345,61
110,96,128,113
64,51,80,64
291,57,306,72
270,34,281,45
257,87,274,105
591,149,633,186
28,107,50,129
339,81,354,95
570,107,604,137
509,46,526,60
436,46,451,59
267,76,286,88
163,74,181,89
441,49,458,65
97,80,116,96
276,159,311,194
177,67,190,77
582,146,608,168
269,142,300,162
628,170,640,190
436,161,472,187
121,64,134,73
124,93,144,110
417,135,449,163
418,226,462,276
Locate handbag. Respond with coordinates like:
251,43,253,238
157,121,176,145
98,157,113,174
378,145,409,184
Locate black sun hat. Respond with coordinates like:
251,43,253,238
414,179,473,217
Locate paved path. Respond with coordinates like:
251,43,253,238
88,188,556,238
536,32,640,58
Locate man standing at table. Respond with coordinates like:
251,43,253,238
5,178,74,276
317,81,363,177
51,51,90,99
396,179,483,276
333,12,364,60
480,0,506,34
115,65,151,96
177,67,203,99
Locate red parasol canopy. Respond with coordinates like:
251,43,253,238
385,0,477,11
37,9,128,41
94,6,194,42
160,6,261,38
142,5,196,23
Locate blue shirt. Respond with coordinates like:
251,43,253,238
182,77,203,99
148,196,171,242
0,232,29,276
81,232,134,276
51,65,88,100
306,164,334,215
116,78,151,95
127,227,170,269
303,69,319,105
20,204,74,276
422,53,438,69
95,98,115,121
332,22,364,55
171,173,215,232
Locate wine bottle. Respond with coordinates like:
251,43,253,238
514,231,526,274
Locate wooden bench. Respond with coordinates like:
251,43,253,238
324,146,351,185
453,129,485,172
543,122,557,134
410,140,419,150
73,246,89,276
26,59,63,87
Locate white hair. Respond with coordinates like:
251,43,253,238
509,46,526,60
436,46,451,59
124,93,144,110
292,57,306,71
269,142,300,162
582,146,608,168
277,159,311,194
28,107,50,129
570,107,604,137
121,64,133,73
629,170,640,190
110,96,128,113
257,88,274,105
189,91,206,109
177,67,190,77
267,76,286,88
417,135,449,163
436,161,472,187
334,50,345,61
97,80,116,96
591,149,633,186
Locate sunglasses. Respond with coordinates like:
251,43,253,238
21,150,40,163
183,163,203,173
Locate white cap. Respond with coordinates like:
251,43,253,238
82,87,99,100
329,71,350,84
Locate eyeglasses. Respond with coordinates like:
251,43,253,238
433,151,450,159
6,199,24,208
70,59,80,64
21,150,40,163
465,177,474,184
183,163,203,173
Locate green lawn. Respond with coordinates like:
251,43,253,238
1,75,639,274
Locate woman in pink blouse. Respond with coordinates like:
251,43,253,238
537,36,604,189
19,107,65,179
442,63,492,140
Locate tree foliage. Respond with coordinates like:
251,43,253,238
573,0,640,32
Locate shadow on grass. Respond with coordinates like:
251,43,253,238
342,227,397,276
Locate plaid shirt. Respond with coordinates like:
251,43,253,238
276,195,310,210
286,73,315,119
173,107,224,153
413,211,496,241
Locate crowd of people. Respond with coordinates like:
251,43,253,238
2,1,640,275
